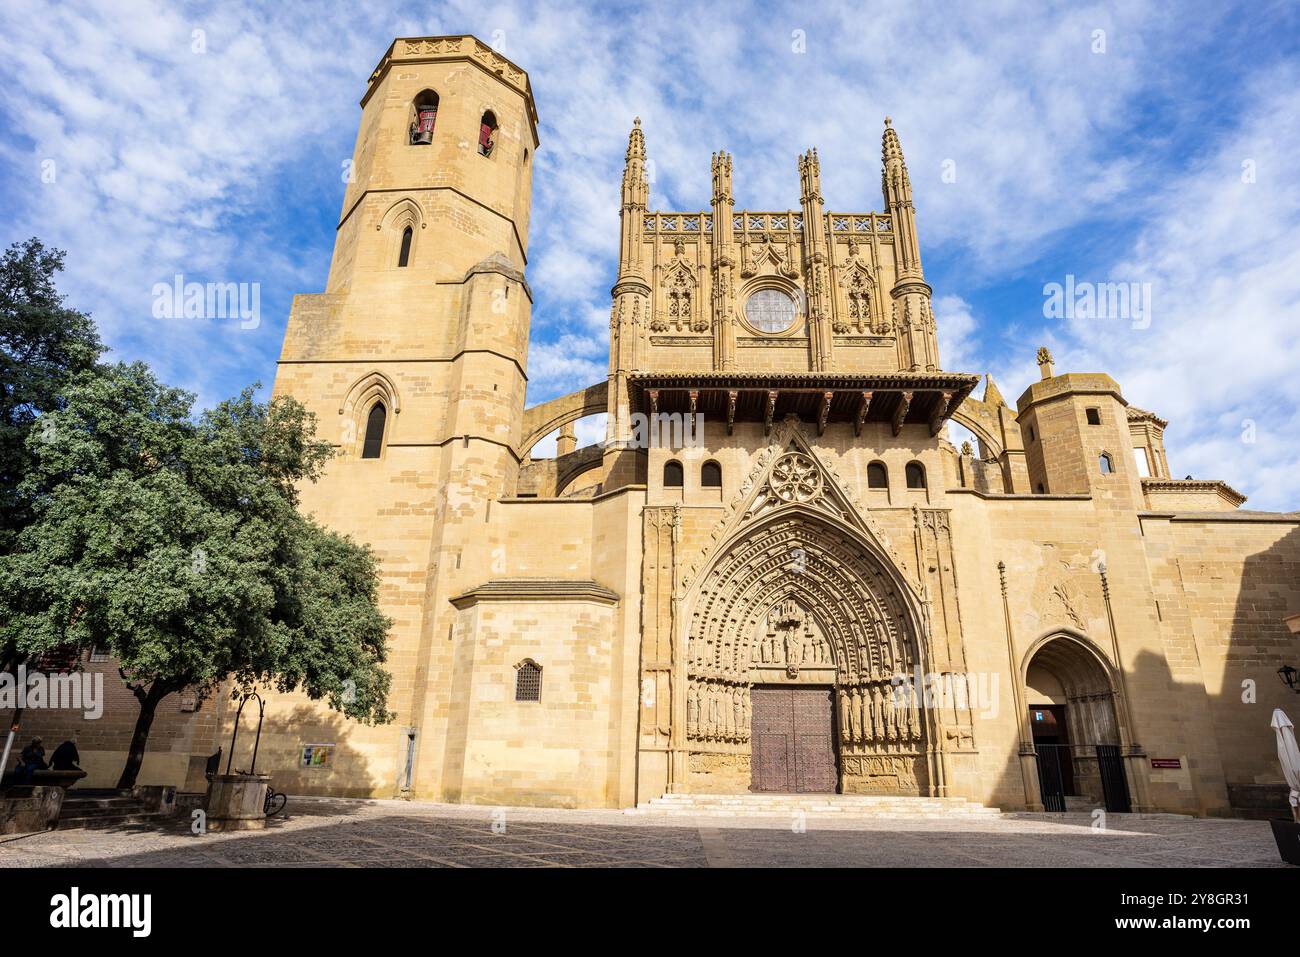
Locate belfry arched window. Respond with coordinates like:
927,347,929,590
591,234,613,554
867,461,888,488
905,461,927,489
478,111,497,157
398,226,413,267
664,460,684,488
1099,452,1114,474
362,403,387,459
701,461,722,487
410,90,439,145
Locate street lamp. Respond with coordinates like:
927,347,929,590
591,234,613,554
1278,664,1299,693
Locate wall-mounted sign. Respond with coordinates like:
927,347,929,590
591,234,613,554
300,744,335,769
1150,758,1181,769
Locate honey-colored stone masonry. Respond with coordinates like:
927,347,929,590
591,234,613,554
7,36,1296,818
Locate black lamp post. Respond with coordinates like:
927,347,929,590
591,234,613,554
1278,664,1299,693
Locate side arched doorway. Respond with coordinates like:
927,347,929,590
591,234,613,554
1022,634,1132,812
680,508,935,797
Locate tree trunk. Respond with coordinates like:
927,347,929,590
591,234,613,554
115,682,170,790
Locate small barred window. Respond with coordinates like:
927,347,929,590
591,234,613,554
515,660,542,702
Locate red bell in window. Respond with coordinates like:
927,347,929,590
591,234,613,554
411,108,436,145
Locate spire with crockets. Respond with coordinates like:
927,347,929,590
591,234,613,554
881,118,939,371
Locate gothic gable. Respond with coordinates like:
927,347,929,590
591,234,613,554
679,415,920,601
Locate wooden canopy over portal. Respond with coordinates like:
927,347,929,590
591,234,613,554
628,371,980,437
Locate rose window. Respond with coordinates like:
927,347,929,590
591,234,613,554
770,453,822,503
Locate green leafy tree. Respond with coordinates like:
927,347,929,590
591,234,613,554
0,363,392,788
0,238,103,670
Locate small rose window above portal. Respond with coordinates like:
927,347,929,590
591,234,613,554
744,289,797,333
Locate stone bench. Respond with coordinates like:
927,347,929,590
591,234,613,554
0,769,88,790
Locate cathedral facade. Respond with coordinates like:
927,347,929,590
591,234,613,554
23,36,1297,817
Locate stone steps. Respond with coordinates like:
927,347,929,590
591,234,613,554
57,795,169,830
632,793,1002,817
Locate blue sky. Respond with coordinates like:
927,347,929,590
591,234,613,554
2,1,1298,507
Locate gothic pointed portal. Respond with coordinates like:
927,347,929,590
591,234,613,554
677,418,936,796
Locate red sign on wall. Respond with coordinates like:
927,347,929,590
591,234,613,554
1150,758,1182,769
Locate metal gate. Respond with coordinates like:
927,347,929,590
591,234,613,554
750,686,837,793
1036,743,1131,812
1096,744,1131,813
1035,743,1069,812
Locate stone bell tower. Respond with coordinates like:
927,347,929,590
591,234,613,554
271,36,539,798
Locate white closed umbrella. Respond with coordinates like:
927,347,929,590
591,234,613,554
1271,708,1300,822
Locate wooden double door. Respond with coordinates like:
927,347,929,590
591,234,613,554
750,686,838,793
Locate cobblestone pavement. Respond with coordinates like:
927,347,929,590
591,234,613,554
0,798,1288,868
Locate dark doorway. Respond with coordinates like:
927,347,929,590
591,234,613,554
1031,703,1072,811
750,686,837,793
1024,636,1135,814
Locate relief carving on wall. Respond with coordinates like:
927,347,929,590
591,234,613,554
740,233,799,280
834,241,881,334
754,599,833,676
1027,552,1102,635
653,241,705,333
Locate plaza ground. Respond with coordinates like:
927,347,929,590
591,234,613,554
0,797,1288,868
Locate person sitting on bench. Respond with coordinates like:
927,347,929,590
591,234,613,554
15,737,46,784
49,739,81,772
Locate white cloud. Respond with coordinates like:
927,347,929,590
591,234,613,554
934,294,980,373
1045,65,1300,510
1,1,1295,512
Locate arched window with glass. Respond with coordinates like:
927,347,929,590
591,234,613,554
361,403,387,459
398,226,413,267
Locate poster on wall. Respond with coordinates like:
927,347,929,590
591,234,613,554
300,744,335,769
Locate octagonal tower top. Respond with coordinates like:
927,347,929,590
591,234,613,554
363,35,538,139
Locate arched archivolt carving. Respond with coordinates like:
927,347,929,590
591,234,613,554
339,371,400,456
377,197,425,266
681,505,935,790
686,509,920,686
